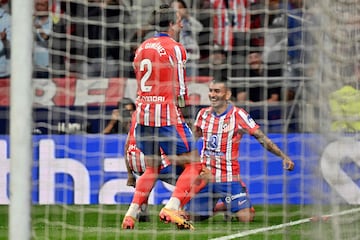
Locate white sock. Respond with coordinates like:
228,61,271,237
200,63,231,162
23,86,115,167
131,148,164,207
125,203,140,219
164,197,181,210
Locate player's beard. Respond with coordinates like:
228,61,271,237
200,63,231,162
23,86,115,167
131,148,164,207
210,97,227,114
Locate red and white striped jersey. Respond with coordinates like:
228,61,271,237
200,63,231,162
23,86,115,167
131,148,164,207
211,0,251,51
194,104,259,182
126,113,171,174
133,33,188,127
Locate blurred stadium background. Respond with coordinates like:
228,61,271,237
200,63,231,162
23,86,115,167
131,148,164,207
1,0,359,239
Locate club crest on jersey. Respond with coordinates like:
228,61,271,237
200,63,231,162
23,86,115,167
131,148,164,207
207,135,218,150
222,123,232,133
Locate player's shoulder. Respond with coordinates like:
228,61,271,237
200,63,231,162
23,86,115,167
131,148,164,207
164,37,185,50
134,39,152,54
175,40,186,50
139,37,158,46
195,106,211,120
198,106,212,115
232,106,250,117
233,106,259,128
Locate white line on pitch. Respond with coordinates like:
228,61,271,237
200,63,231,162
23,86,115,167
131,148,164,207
210,207,360,240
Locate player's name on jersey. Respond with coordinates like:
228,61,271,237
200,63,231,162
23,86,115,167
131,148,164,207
141,95,165,102
144,42,166,56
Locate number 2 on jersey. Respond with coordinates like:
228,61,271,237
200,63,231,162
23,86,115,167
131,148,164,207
140,59,152,92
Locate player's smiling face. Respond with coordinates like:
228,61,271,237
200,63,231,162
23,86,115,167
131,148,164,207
208,82,231,114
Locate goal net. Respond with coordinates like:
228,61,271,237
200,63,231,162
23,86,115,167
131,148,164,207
2,0,360,239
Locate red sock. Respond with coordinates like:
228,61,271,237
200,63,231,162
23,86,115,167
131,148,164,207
172,162,204,205
180,176,207,208
132,167,158,205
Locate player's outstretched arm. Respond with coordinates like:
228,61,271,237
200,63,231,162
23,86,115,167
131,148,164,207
252,129,295,171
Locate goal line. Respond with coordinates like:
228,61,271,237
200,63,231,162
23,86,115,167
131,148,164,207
210,206,360,240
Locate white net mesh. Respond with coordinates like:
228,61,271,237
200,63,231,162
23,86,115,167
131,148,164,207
1,0,360,239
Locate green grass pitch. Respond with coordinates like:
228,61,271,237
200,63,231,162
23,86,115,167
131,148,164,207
0,204,358,240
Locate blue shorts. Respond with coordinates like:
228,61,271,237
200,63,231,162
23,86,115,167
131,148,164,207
135,123,195,156
134,165,184,186
158,165,184,185
184,181,252,217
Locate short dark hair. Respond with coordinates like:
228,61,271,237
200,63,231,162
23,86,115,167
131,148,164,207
211,77,230,90
212,73,229,84
152,4,177,32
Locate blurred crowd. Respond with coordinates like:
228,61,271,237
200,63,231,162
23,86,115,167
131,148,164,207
1,0,358,107
0,0,359,134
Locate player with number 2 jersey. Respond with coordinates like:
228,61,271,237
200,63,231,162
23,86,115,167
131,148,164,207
133,32,188,127
122,4,207,230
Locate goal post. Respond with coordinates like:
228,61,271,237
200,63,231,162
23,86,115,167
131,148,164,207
9,0,34,240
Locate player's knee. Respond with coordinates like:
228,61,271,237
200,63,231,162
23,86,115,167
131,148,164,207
235,208,255,222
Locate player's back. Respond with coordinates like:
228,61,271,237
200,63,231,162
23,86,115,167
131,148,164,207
133,34,188,127
134,35,186,102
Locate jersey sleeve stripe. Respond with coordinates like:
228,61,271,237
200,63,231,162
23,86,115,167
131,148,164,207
174,45,186,96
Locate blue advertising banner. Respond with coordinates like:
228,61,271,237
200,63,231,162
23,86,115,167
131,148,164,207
0,134,359,205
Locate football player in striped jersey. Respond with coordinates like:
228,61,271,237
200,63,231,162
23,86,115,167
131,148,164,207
122,4,207,230
184,79,294,222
